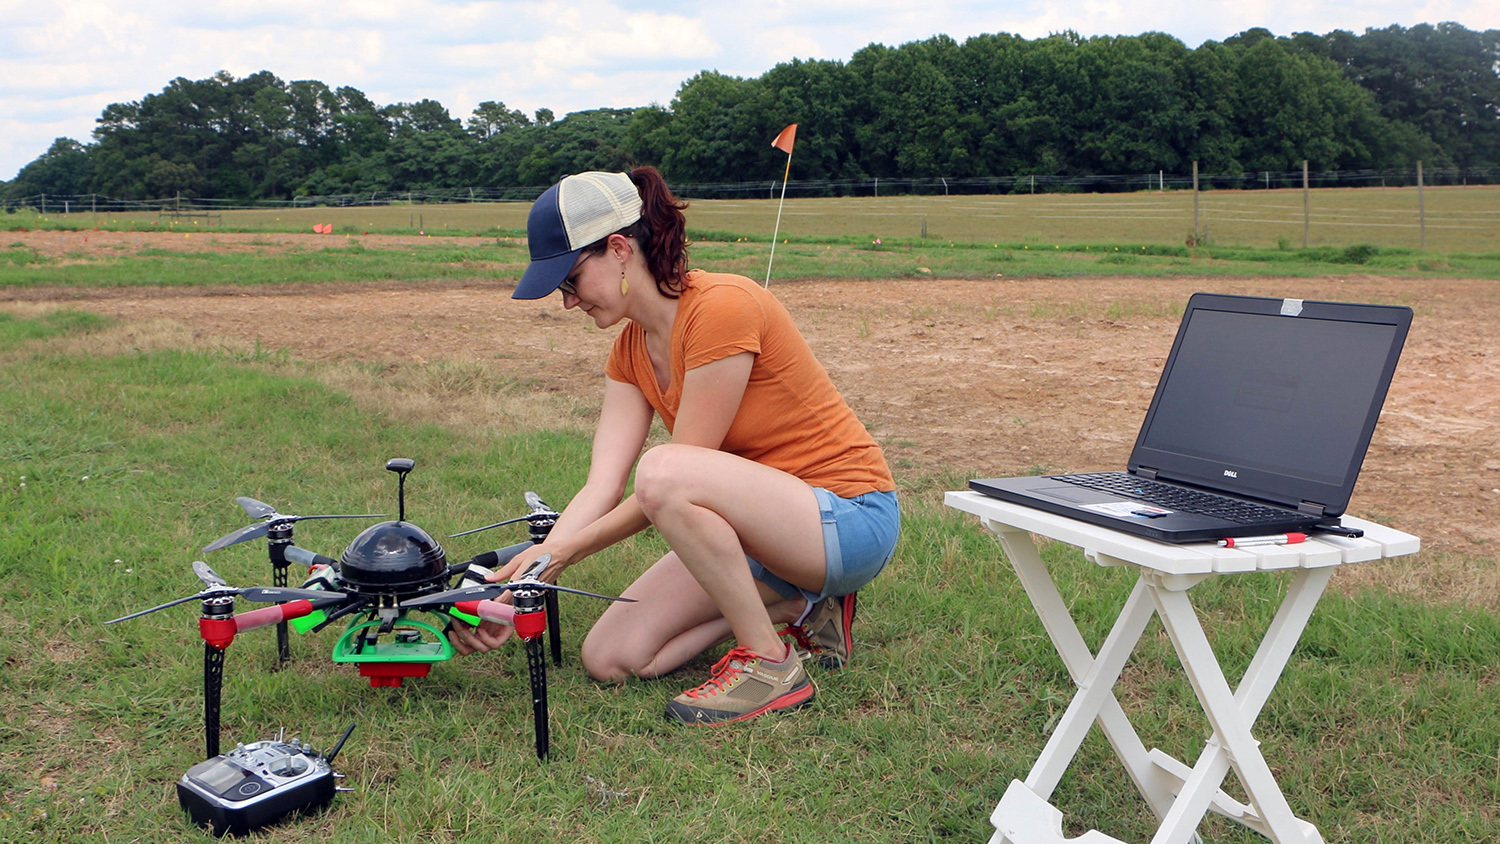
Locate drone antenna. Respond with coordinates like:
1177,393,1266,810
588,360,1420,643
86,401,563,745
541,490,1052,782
385,458,414,522
324,722,357,765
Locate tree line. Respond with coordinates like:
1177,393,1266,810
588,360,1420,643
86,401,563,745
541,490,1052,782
4,22,1497,203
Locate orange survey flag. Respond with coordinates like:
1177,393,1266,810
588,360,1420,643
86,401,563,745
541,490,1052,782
772,124,797,155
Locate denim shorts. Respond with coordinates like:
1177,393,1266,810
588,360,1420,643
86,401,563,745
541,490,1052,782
748,488,900,603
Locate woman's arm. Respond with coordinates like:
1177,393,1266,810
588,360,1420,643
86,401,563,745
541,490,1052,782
489,378,654,583
671,352,753,449
492,353,754,582
449,357,755,656
548,352,755,566
555,378,656,531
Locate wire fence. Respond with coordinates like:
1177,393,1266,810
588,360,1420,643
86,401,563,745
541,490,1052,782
673,166,1500,200
0,187,545,214
5,166,1498,214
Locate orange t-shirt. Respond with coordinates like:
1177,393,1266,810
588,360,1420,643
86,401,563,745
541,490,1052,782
605,270,894,498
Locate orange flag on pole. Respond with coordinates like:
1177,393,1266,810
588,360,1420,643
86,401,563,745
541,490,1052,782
772,124,797,155
765,124,798,288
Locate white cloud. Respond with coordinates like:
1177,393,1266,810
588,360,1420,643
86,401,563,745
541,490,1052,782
2,0,1497,180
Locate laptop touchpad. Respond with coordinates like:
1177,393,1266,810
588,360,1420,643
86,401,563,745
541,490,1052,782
1034,485,1122,504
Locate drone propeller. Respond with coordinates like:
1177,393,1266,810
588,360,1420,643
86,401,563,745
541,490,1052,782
235,496,277,519
448,514,530,538
450,492,558,538
106,564,348,625
203,498,386,553
399,579,633,610
193,559,227,588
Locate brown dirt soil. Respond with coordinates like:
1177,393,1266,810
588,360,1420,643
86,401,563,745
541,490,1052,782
6,231,1499,604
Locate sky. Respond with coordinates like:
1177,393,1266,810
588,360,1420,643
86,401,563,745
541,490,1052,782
2,1,1496,182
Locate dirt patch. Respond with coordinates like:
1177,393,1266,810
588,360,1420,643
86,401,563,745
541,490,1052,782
5,233,1498,605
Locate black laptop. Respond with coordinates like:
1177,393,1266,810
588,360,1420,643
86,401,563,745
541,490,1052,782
969,292,1412,543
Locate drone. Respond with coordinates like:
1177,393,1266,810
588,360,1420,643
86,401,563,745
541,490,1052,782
107,458,631,762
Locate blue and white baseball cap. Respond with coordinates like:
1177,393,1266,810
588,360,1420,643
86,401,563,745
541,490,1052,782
513,171,643,299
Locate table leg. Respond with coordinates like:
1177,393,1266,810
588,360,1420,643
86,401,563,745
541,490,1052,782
1147,567,1334,844
992,524,1178,820
1026,578,1155,797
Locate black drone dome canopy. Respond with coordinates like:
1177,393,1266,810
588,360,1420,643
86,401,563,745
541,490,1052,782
338,520,448,591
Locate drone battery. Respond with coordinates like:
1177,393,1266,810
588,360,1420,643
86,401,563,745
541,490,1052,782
177,739,337,836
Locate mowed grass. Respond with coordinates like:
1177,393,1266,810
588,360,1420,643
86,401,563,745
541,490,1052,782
2,310,1499,843
690,185,1500,254
0,240,525,289
10,183,1500,254
2,222,1498,293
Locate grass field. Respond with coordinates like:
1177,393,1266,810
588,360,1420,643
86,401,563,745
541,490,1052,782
1,307,1497,843
1,210,1498,842
3,227,1498,292
2,310,1500,844
10,184,1500,254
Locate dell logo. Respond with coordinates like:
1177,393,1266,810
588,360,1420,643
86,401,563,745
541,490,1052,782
1223,469,1239,478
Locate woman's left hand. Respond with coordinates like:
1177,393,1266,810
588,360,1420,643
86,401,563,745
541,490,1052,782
448,618,514,656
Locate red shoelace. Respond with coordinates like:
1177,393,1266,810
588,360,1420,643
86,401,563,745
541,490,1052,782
682,646,763,699
778,623,819,653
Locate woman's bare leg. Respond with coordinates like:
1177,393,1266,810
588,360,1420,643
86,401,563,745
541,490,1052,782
582,550,804,681
632,443,827,661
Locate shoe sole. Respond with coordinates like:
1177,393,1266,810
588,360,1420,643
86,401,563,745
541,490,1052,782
664,682,816,726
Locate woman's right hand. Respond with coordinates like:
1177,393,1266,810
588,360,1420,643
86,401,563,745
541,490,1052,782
491,542,568,586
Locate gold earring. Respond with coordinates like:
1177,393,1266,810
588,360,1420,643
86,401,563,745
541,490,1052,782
620,271,629,296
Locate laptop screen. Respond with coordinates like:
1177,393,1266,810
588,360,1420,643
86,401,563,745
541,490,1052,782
1131,295,1410,514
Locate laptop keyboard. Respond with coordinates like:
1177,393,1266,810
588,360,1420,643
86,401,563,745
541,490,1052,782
1053,473,1303,525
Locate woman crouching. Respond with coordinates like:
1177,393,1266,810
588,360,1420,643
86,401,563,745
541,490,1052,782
449,168,899,725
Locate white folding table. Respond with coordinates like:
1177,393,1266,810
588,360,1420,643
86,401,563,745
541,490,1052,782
944,491,1420,844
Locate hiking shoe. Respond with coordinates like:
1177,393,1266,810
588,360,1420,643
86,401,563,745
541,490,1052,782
790,592,856,670
664,644,814,726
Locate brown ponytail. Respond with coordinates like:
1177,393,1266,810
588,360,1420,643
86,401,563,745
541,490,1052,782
578,166,689,298
627,167,690,297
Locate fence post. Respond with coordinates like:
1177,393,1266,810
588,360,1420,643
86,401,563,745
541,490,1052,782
1417,160,1426,250
1192,161,1200,241
1302,160,1310,248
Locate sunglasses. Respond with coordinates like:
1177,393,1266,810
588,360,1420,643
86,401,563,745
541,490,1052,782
557,252,593,297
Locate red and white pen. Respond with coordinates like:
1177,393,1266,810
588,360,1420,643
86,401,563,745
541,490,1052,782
1217,532,1307,548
